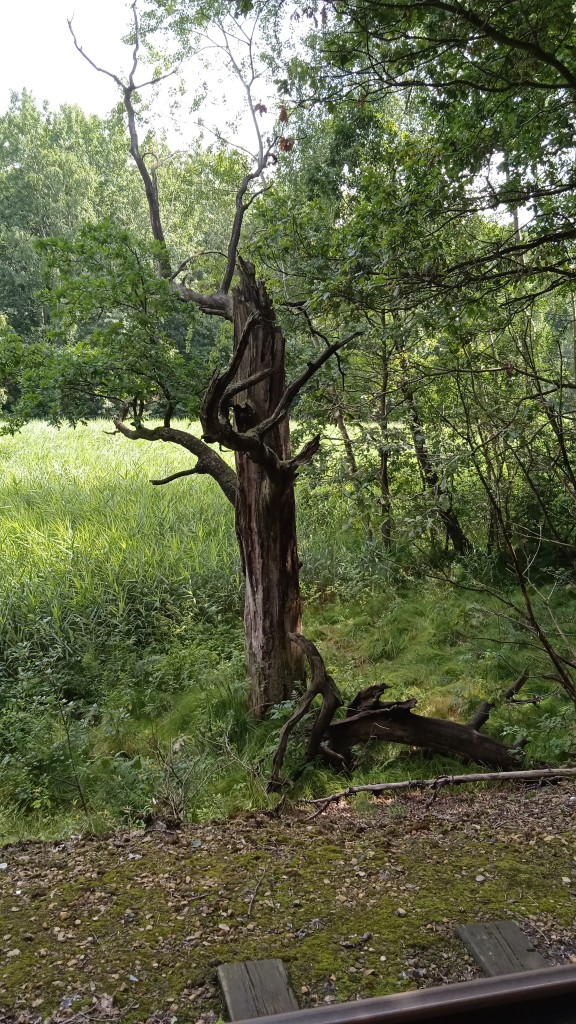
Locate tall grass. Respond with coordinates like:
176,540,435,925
0,420,574,842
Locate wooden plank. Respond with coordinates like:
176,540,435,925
455,920,548,976
229,964,576,1024
218,959,299,1020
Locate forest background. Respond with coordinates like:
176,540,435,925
1,0,576,841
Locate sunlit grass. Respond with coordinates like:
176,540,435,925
0,420,575,842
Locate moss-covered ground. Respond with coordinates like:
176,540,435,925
1,784,576,1023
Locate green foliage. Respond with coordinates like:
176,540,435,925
1,0,576,842
0,92,148,338
1,422,575,840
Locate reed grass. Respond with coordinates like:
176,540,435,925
0,420,574,842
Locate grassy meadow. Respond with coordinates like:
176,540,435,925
1,420,575,842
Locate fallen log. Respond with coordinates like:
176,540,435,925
299,767,576,807
268,638,527,788
327,705,523,770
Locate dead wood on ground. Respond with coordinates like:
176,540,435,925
269,642,530,789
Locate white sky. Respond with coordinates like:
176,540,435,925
1,0,134,116
0,0,277,154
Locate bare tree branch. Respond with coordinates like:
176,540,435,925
150,467,202,485
254,330,363,440
113,410,238,504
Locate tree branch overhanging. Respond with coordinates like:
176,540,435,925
113,409,238,505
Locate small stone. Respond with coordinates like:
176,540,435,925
0,864,7,871
396,908,406,917
6,949,20,958
562,877,571,884
301,986,310,994
475,875,485,883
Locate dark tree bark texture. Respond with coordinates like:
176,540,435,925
232,265,305,716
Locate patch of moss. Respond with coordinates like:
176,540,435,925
1,804,575,1021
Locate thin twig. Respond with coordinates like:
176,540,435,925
247,873,266,917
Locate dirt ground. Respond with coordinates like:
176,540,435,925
1,782,575,1024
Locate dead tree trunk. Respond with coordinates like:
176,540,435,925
232,267,305,714
200,261,361,717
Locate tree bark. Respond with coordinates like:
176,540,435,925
334,402,358,475
232,263,305,716
379,336,393,547
404,384,471,554
327,705,522,770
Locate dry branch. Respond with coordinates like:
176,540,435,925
299,768,576,811
268,634,344,791
467,668,530,731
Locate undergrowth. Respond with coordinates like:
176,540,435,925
1,421,575,844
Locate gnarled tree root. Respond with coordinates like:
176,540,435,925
268,634,344,791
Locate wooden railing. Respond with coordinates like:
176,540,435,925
231,965,576,1024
